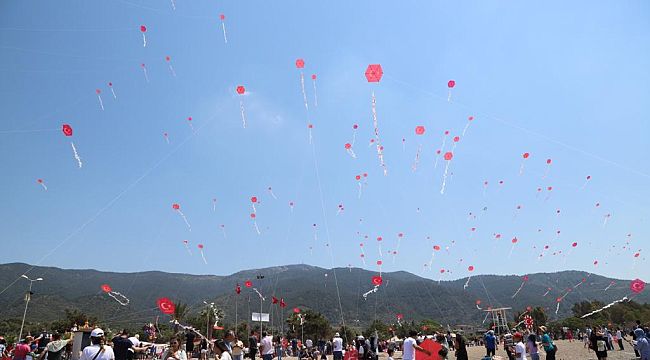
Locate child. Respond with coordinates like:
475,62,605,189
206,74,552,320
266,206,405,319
527,334,539,360
387,348,394,360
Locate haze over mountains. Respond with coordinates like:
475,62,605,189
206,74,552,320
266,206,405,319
0,263,645,328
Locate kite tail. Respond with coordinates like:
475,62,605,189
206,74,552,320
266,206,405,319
70,142,82,168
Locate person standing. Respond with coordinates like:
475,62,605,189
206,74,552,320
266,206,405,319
260,332,273,360
435,334,449,360
248,331,258,360
232,337,244,360
291,339,297,357
539,326,556,360
184,330,195,359
37,333,70,360
593,328,609,360
13,338,32,360
453,334,468,360
446,332,454,352
224,331,236,354
484,330,497,358
214,341,232,360
80,329,115,360
112,330,134,360
402,331,430,360
615,328,624,350
634,328,650,360
274,336,282,360
161,337,187,360
0,337,7,360
332,333,343,360
36,331,50,354
526,334,539,360
605,328,614,351
513,333,526,360
199,338,208,360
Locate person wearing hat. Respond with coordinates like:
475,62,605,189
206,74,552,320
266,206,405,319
332,333,343,360
80,329,115,360
513,332,527,360
539,326,556,360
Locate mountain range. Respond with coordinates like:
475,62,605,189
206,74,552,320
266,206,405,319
0,263,646,328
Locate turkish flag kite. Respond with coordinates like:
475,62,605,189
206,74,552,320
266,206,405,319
235,283,241,294
272,296,279,304
279,298,287,308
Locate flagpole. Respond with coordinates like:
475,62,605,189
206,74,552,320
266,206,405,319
260,295,264,334
248,293,251,331
235,294,238,331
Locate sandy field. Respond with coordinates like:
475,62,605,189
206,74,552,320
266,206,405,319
461,339,637,360
270,340,639,360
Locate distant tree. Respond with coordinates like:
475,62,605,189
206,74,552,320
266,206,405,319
0,318,27,343
513,306,548,330
531,306,548,327
49,309,98,333
335,324,358,345
418,319,443,334
185,306,226,338
393,321,411,339
362,319,389,340
173,301,189,322
285,310,331,342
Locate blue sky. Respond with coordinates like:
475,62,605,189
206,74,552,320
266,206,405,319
1,1,649,282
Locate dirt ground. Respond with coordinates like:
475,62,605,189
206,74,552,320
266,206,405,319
461,339,638,360
272,340,639,360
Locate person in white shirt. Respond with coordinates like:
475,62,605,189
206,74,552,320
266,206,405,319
215,341,232,360
615,328,624,350
260,332,274,360
332,333,343,360
80,329,115,360
402,331,431,360
513,332,527,360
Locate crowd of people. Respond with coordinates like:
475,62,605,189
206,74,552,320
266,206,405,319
477,322,650,360
1,320,650,360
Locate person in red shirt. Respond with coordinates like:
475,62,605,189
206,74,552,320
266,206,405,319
13,337,33,360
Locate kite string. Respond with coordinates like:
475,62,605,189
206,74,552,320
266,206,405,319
310,133,348,342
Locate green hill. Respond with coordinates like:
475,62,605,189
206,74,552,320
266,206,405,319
0,263,645,330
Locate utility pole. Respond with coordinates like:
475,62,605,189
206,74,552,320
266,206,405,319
18,275,43,341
